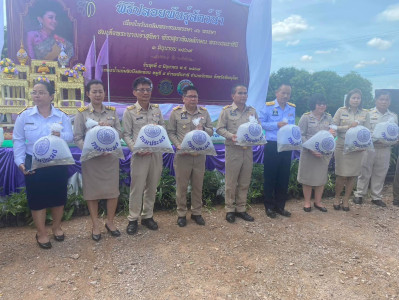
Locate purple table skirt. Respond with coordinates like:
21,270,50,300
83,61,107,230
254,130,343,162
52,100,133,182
0,144,274,197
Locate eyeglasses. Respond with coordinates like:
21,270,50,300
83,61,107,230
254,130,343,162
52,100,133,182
236,92,248,95
30,91,49,96
184,95,198,99
135,88,152,93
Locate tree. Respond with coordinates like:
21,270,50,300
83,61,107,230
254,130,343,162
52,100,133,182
267,67,373,117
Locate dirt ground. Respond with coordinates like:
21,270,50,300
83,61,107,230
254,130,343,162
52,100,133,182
1,184,399,300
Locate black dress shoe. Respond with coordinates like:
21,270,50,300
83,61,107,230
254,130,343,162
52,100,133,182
371,200,386,207
303,207,311,212
342,206,350,212
36,234,52,249
91,230,102,242
141,218,159,230
105,223,121,237
191,215,205,226
226,212,235,223
177,216,187,227
265,208,276,218
353,197,363,204
126,220,138,235
54,234,65,242
333,204,341,210
235,212,254,222
314,204,327,212
275,208,291,217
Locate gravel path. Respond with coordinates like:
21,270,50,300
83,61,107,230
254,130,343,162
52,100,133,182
1,185,399,300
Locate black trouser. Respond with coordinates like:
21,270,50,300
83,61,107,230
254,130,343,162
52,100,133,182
263,141,291,210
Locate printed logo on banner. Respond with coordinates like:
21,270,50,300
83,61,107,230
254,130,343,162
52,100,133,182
248,124,261,137
357,129,370,143
144,125,162,138
97,128,115,145
35,138,50,156
292,127,301,140
177,79,193,96
192,131,207,145
158,79,174,96
321,137,335,151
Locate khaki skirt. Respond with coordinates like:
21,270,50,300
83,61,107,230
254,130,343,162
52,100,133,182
297,149,331,186
82,154,120,200
334,145,365,177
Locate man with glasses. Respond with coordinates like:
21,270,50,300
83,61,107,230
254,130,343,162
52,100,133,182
354,90,397,207
167,86,213,227
216,84,257,223
122,77,165,234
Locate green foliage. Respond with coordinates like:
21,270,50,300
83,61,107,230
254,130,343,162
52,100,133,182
0,188,29,218
202,170,225,206
288,159,303,199
267,67,374,117
155,168,177,210
248,163,264,203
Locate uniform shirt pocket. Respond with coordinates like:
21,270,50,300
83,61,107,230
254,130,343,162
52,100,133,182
24,124,38,141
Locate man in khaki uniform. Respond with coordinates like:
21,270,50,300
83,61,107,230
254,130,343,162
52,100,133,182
216,85,257,223
122,77,165,235
167,86,213,227
354,91,398,207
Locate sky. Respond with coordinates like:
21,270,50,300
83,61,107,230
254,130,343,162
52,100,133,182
271,0,399,90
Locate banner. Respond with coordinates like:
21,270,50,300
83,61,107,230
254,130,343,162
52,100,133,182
6,0,251,104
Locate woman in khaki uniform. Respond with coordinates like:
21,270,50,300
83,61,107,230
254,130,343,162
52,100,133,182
332,89,370,211
297,94,335,212
73,80,122,241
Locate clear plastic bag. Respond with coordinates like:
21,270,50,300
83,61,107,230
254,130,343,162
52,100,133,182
132,124,174,154
32,123,75,170
343,125,374,154
277,124,302,152
302,130,335,155
81,119,124,162
236,115,267,146
179,129,216,156
372,121,398,146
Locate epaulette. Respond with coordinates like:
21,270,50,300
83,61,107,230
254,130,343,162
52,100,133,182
304,112,311,115
340,106,346,109
326,112,331,116
17,106,28,115
287,102,296,107
199,106,207,110
105,105,115,111
127,105,135,110
57,107,69,115
78,106,88,113
173,106,183,111
266,101,275,106
152,104,159,108
223,105,232,110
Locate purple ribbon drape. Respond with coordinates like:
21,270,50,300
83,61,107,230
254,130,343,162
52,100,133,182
1,145,298,197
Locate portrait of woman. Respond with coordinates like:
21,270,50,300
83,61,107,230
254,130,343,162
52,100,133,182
25,0,74,63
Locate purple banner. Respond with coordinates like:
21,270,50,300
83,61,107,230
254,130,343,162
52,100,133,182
7,0,249,104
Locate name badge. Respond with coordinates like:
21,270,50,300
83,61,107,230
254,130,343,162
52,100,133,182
136,116,143,120
230,110,237,116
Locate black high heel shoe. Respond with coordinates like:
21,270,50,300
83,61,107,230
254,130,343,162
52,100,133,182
105,223,121,237
333,204,341,210
36,234,52,249
91,230,102,242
